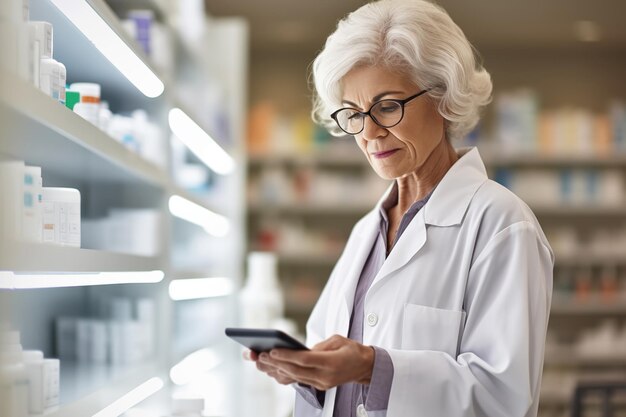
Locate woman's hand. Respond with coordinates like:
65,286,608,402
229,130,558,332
245,335,375,391
243,349,297,385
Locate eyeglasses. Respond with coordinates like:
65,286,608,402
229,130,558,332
330,90,430,135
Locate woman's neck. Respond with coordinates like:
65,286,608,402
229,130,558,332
395,139,458,215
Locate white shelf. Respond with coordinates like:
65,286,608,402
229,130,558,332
483,152,626,168
0,75,169,188
544,351,626,367
550,300,626,315
44,361,164,417
248,150,367,168
555,252,626,267
30,0,165,109
0,242,162,273
532,204,625,217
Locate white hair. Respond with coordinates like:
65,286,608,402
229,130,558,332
311,0,493,140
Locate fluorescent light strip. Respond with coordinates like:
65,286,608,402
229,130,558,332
49,0,164,98
170,348,222,386
169,277,234,301
0,271,164,289
168,108,235,175
168,195,230,237
92,377,164,417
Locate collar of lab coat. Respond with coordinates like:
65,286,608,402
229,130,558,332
370,146,487,227
423,146,488,226
338,147,488,313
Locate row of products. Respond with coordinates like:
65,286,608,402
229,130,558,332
541,368,626,410
121,9,174,79
553,267,626,304
56,297,155,366
0,8,167,169
253,218,345,258
0,329,60,416
495,90,626,155
247,102,337,156
0,161,80,247
67,82,167,170
82,209,161,256
249,166,388,207
547,226,626,260
494,168,624,207
546,320,626,360
0,3,68,105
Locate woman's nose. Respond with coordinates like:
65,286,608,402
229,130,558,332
361,116,388,140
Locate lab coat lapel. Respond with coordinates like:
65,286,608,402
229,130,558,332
370,147,488,288
372,209,427,287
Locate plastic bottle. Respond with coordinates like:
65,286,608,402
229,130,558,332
239,252,284,417
22,350,45,413
0,331,29,417
70,82,101,126
239,252,284,328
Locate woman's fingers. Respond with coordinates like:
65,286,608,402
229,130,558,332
242,349,259,361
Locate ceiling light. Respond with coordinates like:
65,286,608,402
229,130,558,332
49,0,164,97
0,271,164,289
169,277,234,301
92,377,164,417
168,108,235,175
168,195,230,237
170,348,222,386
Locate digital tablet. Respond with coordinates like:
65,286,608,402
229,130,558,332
225,327,309,353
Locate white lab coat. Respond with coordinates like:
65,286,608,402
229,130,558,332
296,147,554,417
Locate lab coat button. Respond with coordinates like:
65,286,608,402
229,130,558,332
366,313,378,327
357,404,368,417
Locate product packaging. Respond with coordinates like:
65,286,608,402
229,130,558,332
42,187,81,247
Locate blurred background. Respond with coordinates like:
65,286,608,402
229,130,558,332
1,0,625,416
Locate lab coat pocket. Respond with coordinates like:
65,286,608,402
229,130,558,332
401,303,465,358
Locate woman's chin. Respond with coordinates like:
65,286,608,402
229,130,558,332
371,166,404,181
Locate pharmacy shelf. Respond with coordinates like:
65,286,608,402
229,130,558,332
280,252,340,267
44,361,165,417
532,204,626,217
248,150,367,169
166,183,227,214
555,252,626,267
0,75,169,188
538,392,570,408
30,0,165,110
0,242,162,274
482,151,626,168
285,301,316,315
248,202,373,216
544,351,626,367
550,300,626,315
105,0,168,22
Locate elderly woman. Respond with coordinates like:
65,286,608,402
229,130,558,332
245,0,554,416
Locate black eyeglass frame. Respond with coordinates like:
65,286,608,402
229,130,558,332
330,89,430,135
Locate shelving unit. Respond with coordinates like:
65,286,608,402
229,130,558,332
0,0,247,415
0,242,162,274
45,361,164,417
0,76,168,187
